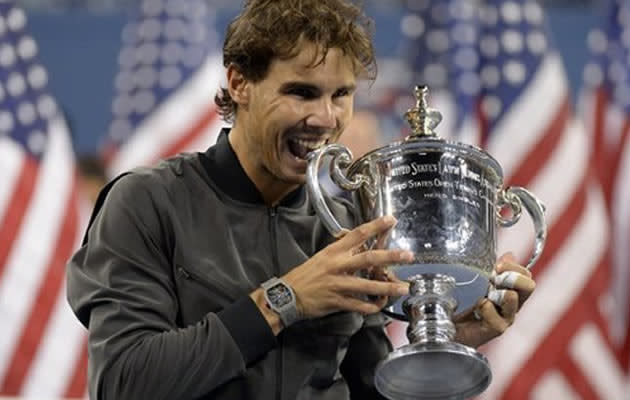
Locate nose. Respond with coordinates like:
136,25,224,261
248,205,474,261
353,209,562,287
306,98,337,130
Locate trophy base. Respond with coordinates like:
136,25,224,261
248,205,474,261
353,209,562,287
375,341,491,400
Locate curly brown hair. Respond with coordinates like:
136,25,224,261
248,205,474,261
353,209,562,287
214,0,376,122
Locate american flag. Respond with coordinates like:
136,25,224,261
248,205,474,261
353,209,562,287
0,1,87,398
580,0,630,394
103,0,224,177
383,0,624,398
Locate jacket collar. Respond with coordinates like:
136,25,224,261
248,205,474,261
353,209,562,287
200,128,305,207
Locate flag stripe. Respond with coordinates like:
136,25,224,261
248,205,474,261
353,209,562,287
483,187,608,399
157,103,219,161
499,255,609,399
0,158,39,278
505,97,570,187
0,119,78,390
0,181,78,394
557,356,600,400
63,337,88,398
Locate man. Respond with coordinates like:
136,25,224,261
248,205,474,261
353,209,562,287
67,1,535,399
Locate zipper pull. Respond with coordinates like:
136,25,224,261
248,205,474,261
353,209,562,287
177,266,191,279
269,207,277,217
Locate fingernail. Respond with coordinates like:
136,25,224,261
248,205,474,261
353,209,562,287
397,283,410,296
400,251,415,262
384,215,396,224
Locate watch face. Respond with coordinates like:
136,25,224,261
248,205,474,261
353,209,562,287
267,283,292,307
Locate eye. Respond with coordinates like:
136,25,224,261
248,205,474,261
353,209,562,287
288,87,318,99
333,88,351,98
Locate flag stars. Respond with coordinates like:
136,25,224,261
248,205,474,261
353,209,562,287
159,65,181,89
0,43,16,67
17,101,36,126
134,66,157,89
500,1,522,25
405,0,430,12
141,0,163,17
27,64,47,90
121,22,139,45
401,14,425,39
164,18,186,41
115,70,134,92
503,60,527,85
109,118,132,141
7,71,26,97
527,31,547,54
523,2,544,25
138,18,161,41
480,35,500,58
27,129,46,156
423,63,448,87
614,84,630,106
480,6,499,26
587,29,608,54
481,95,503,119
17,36,37,60
133,90,156,113
161,41,183,64
481,64,501,88
454,47,478,70
36,94,56,119
502,30,524,53
182,45,205,67
426,29,450,52
112,94,133,117
7,7,26,32
451,23,477,45
0,110,14,132
138,42,159,65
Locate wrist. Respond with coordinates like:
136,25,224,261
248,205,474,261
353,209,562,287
250,288,284,335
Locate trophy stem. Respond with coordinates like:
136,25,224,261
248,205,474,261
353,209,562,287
403,274,457,345
375,272,492,399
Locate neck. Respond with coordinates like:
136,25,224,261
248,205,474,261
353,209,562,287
228,125,298,207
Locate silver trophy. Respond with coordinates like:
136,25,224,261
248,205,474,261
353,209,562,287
306,86,547,400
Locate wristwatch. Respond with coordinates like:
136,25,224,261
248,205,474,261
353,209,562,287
261,277,300,327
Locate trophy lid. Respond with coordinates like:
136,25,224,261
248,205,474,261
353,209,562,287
347,85,504,185
405,85,443,138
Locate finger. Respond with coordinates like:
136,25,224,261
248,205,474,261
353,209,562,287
488,288,518,320
339,275,409,298
496,253,532,278
335,295,388,315
492,271,535,306
476,299,510,335
343,249,415,272
337,216,397,250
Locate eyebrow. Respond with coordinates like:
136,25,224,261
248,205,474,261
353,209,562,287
279,81,357,94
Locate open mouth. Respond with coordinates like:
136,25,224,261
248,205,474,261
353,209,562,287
287,137,328,160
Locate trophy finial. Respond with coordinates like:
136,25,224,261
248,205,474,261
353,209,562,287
405,85,443,138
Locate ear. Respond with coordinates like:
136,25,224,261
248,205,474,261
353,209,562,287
226,64,250,106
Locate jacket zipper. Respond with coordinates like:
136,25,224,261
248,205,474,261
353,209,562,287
269,206,282,400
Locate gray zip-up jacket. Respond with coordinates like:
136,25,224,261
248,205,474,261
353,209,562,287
67,131,391,400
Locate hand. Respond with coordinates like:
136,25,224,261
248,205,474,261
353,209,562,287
283,216,413,320
453,252,536,348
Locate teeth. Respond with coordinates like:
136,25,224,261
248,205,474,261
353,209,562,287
294,139,327,150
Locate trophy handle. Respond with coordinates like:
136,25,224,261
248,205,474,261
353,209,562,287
306,144,368,238
497,186,547,270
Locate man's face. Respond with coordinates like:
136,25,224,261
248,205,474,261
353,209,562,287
238,42,357,186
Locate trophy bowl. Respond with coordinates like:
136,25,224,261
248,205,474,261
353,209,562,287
306,86,547,400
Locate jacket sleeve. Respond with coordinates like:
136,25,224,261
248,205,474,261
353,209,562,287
66,173,276,400
339,312,391,399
